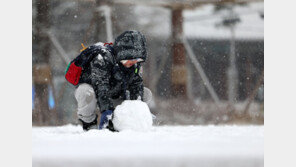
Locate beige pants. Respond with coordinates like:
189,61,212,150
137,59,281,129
75,83,152,123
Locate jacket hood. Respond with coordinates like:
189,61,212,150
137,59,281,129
114,30,147,62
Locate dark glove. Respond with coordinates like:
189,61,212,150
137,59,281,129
99,110,113,130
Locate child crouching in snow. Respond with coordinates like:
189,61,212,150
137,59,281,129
65,30,152,131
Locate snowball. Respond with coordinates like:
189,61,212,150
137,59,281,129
112,100,153,131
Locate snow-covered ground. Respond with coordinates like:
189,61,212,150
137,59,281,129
32,125,263,167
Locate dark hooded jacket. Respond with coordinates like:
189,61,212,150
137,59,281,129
78,31,147,112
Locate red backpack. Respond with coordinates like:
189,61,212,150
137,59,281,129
65,43,113,85
65,60,83,86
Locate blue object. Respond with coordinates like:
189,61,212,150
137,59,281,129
99,110,113,129
32,85,55,110
48,86,55,109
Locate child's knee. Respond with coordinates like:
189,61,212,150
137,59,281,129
75,84,95,103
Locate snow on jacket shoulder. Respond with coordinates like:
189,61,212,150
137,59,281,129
78,43,116,112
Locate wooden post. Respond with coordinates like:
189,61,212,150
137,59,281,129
33,0,52,125
171,9,187,97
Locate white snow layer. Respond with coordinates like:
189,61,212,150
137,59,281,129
113,100,153,131
134,2,263,39
32,125,263,167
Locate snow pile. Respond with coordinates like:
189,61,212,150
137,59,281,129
112,100,153,131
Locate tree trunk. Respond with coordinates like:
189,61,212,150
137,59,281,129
33,0,52,125
171,9,187,98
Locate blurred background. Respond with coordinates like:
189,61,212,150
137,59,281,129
32,0,264,126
